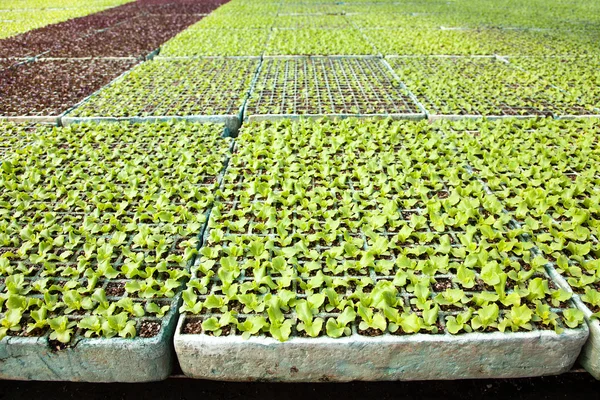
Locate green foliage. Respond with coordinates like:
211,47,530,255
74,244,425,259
179,119,585,342
0,122,231,342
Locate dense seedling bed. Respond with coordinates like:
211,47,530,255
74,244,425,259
0,8,103,40
0,121,231,343
0,59,138,118
160,28,270,56
47,14,202,58
245,57,422,118
0,0,599,383
277,3,343,15
363,28,596,56
141,0,231,15
272,15,350,29
197,13,275,29
0,7,135,57
0,2,132,40
507,56,600,115
178,119,583,343
341,2,448,14
388,56,588,118
0,122,35,159
70,58,258,119
346,13,441,29
363,29,487,56
266,28,375,55
444,118,600,312
476,29,599,56
0,0,133,9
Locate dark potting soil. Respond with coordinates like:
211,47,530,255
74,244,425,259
0,58,138,116
181,318,203,334
105,281,126,297
139,321,162,338
432,278,453,292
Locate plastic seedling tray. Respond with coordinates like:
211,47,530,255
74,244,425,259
0,58,61,125
446,127,600,380
63,57,260,135
386,56,580,121
0,115,62,125
0,124,233,382
0,294,181,382
554,113,600,120
0,219,205,382
173,127,588,382
244,56,426,123
174,226,588,382
0,58,138,125
543,264,600,379
495,56,600,120
174,314,587,382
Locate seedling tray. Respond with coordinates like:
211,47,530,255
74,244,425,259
46,14,202,59
437,118,600,379
175,317,587,381
265,28,377,56
64,57,260,134
0,294,181,382
0,122,233,381
244,57,426,122
386,56,582,120
0,4,140,59
543,265,600,379
0,58,138,122
500,56,600,119
173,118,590,382
63,115,244,133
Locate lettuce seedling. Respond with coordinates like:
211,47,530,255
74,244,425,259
202,312,237,337
237,316,269,340
562,308,584,329
498,305,533,332
446,310,473,334
49,316,77,344
357,304,387,332
325,306,356,338
471,303,499,331
295,300,324,337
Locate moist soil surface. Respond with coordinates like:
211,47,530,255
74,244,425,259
0,371,594,399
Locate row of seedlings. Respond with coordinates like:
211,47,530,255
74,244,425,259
244,57,425,121
0,1,154,58
359,28,598,56
0,0,229,123
0,121,231,381
441,118,600,378
0,1,132,40
65,58,260,133
156,0,600,57
504,56,600,118
0,0,226,58
174,118,588,382
387,56,595,120
0,59,139,124
63,54,596,125
337,0,600,31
